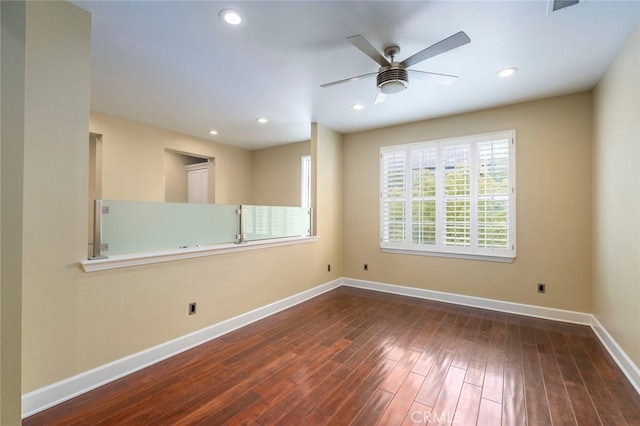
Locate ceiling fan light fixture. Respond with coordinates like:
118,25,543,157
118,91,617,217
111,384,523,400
320,32,469,102
377,66,409,94
219,9,243,25
498,67,518,78
379,80,408,94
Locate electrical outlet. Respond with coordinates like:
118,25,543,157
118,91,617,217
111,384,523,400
189,302,197,315
537,283,546,294
364,264,368,271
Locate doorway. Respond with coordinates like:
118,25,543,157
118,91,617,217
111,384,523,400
164,150,215,203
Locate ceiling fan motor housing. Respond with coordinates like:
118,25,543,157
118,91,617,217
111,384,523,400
378,64,409,94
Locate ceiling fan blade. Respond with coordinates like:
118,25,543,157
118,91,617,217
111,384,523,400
401,31,471,68
374,91,386,104
408,70,459,85
320,72,377,88
347,35,390,67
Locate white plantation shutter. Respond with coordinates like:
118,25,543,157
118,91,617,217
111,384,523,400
477,138,511,250
442,143,471,247
410,147,437,245
380,149,407,243
380,130,516,261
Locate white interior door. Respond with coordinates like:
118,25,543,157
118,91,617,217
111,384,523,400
187,164,208,203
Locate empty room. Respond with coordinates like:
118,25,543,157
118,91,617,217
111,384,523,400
2,1,639,424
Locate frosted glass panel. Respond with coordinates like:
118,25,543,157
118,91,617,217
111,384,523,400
100,200,239,255
243,206,311,241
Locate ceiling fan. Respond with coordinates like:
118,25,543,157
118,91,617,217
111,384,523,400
321,31,471,104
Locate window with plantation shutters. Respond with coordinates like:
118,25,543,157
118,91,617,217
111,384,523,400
380,130,516,262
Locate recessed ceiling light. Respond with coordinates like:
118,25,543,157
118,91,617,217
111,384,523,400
257,117,268,124
498,67,518,78
351,104,364,111
208,130,218,135
219,9,243,25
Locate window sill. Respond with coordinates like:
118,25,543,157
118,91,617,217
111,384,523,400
381,247,515,263
81,236,318,272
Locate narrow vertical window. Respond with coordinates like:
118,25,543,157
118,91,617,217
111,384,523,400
301,155,311,208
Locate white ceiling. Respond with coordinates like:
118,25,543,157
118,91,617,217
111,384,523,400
73,0,640,150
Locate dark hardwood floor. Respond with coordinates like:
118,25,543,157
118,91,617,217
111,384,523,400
24,286,640,425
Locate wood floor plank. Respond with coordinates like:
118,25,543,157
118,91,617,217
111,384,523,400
451,339,474,369
504,322,523,364
414,350,455,407
489,318,507,350
454,382,482,426
481,348,505,403
539,354,577,424
521,342,553,425
330,357,399,423
502,321,526,425
458,312,482,343
465,345,488,387
350,389,394,426
411,330,447,376
477,397,502,425
400,401,432,426
476,317,494,347
502,360,526,426
377,372,425,425
408,308,439,351
379,349,422,393
23,287,640,426
441,313,467,354
429,366,466,424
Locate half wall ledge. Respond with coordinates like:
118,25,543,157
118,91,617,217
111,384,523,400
80,236,318,272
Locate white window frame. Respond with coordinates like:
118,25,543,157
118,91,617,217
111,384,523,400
380,130,516,262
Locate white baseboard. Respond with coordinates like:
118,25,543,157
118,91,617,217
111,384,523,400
21,278,342,418
342,278,593,324
343,278,640,395
590,317,640,394
22,277,639,418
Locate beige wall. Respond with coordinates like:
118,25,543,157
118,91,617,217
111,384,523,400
343,93,593,312
90,112,252,205
251,141,310,206
1,1,27,423
593,24,640,366
19,0,91,398
312,124,344,273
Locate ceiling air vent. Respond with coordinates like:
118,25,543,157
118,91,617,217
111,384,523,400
548,0,580,13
